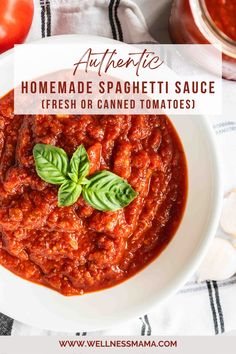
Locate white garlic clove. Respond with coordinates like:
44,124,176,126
220,190,236,236
196,237,236,282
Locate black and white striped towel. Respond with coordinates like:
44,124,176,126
1,0,236,336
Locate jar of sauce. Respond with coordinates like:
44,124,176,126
169,0,236,80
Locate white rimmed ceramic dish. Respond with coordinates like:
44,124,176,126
0,35,222,332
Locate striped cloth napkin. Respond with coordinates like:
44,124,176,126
1,0,236,336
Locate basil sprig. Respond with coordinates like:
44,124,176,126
33,143,138,210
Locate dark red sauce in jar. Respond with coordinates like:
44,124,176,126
205,0,236,42
169,0,236,80
0,91,187,296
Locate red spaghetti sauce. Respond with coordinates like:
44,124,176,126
205,0,236,41
0,91,187,295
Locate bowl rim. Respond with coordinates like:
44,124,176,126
0,34,223,332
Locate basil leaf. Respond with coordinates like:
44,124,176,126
69,145,90,183
58,180,82,207
33,143,138,211
82,170,138,211
33,144,69,184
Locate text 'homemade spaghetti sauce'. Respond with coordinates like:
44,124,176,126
0,91,187,295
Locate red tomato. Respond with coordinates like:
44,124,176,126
0,0,34,54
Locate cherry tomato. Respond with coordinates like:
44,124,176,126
0,0,34,54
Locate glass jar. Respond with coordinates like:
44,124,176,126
169,0,236,80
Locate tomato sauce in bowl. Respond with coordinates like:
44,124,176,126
0,91,187,296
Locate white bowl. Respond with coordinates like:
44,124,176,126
0,35,222,332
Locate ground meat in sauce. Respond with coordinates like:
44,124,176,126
0,91,187,295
